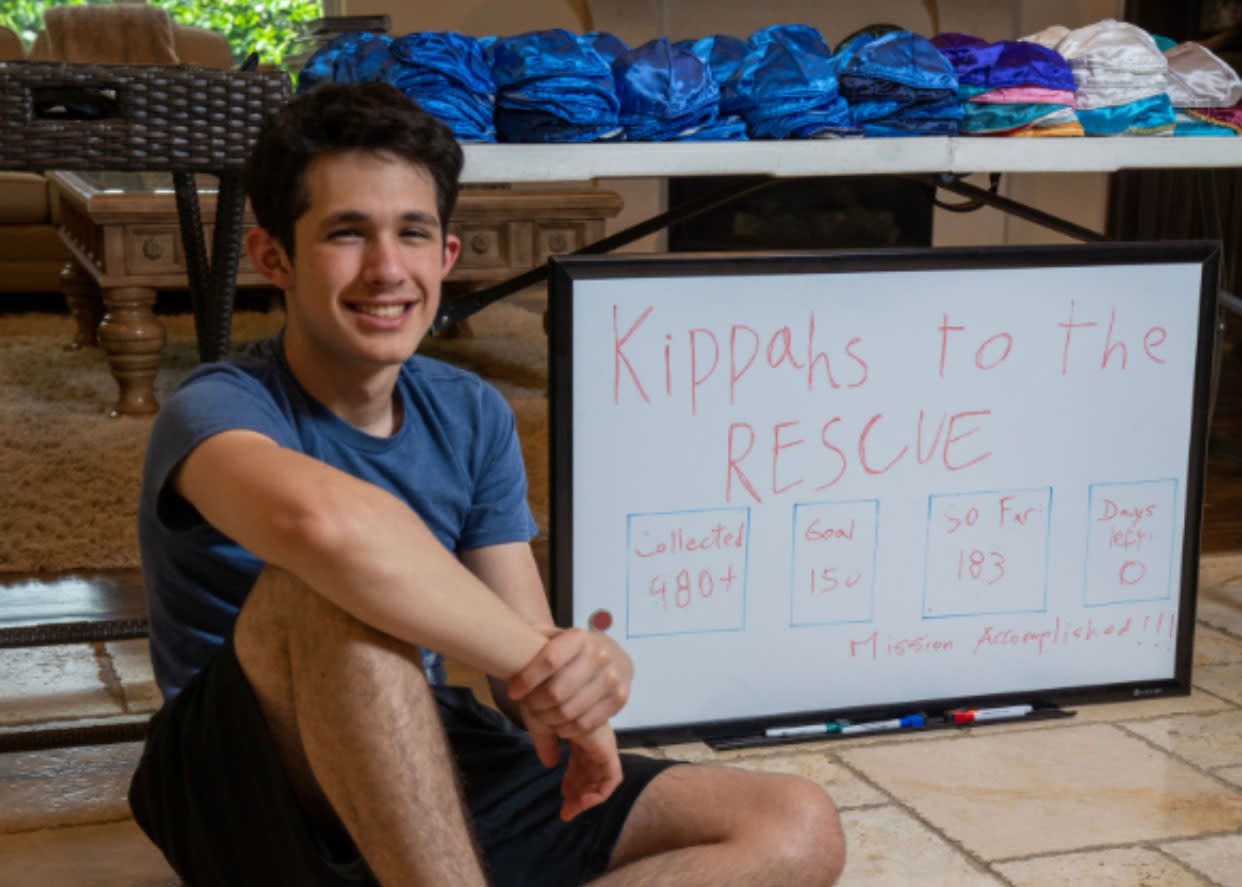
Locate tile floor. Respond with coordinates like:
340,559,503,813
2,556,1241,886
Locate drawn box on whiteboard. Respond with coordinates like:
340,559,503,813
1084,479,1177,607
922,487,1052,619
625,507,749,638
790,499,878,627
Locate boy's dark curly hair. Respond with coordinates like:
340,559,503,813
246,82,463,257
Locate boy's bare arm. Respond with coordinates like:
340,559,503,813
460,543,634,740
461,542,632,821
173,429,547,681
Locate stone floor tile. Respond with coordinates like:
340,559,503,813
840,724,1242,860
837,806,1002,887
994,847,1211,887
0,742,141,833
1162,834,1242,887
0,646,123,726
1194,625,1242,665
717,749,887,809
651,740,719,762
0,819,177,886
105,640,162,714
1192,662,1242,704
1198,583,1242,638
1124,709,1242,770
623,745,669,759
1217,765,1242,790
1198,553,1242,588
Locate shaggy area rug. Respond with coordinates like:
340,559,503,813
0,302,549,573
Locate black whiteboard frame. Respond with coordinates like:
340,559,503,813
548,241,1220,746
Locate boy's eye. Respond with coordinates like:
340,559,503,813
328,228,362,239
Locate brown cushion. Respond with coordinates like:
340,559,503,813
173,24,234,69
0,173,52,224
41,4,178,64
30,21,233,68
28,30,50,62
0,26,24,60
0,224,70,261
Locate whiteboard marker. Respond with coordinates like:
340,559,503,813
839,715,924,735
764,721,845,738
952,704,1034,724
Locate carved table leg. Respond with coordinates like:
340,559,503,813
60,262,103,350
97,286,166,417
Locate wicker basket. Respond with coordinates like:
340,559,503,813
0,61,291,171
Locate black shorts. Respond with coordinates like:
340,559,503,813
129,639,679,887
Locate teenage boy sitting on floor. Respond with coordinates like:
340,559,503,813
128,81,845,886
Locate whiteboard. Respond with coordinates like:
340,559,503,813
548,243,1218,743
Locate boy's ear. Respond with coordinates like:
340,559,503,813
440,232,461,281
245,227,293,291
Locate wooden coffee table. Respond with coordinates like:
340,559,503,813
49,170,266,416
48,170,621,416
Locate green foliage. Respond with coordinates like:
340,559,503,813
160,0,322,67
0,0,112,48
0,0,322,68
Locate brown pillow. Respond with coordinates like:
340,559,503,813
41,4,179,65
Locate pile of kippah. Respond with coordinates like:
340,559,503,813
1162,38,1242,135
836,29,962,136
1026,20,1174,135
296,19,1242,142
386,32,496,142
611,38,743,141
673,33,751,136
486,29,621,143
724,25,853,139
932,33,1081,136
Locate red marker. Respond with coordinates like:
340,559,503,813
589,609,613,632
951,704,1034,724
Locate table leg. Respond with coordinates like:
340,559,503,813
205,173,247,361
60,262,102,351
436,281,476,338
97,285,166,417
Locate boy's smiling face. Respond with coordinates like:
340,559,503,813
264,148,461,392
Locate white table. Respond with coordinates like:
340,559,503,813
459,137,1242,183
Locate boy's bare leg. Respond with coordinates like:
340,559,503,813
233,566,487,886
595,764,845,887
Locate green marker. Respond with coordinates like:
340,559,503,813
764,720,845,738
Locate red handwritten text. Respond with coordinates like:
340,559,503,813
633,522,746,559
1058,301,1169,375
725,410,992,503
850,631,955,659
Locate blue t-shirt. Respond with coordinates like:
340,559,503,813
138,336,538,700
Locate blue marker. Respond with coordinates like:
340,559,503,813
764,721,846,738
839,715,924,735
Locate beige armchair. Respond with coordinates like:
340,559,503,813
0,25,22,61
28,12,233,68
0,8,233,295
0,25,67,294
